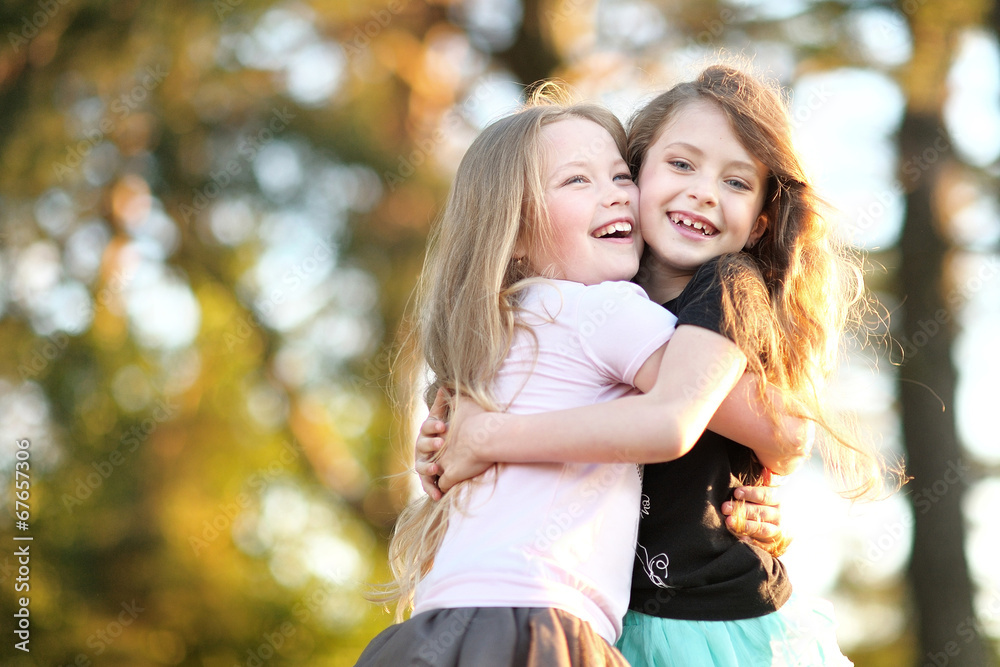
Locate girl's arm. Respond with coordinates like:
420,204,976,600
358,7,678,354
434,324,746,490
414,387,792,554
432,325,811,490
707,374,814,475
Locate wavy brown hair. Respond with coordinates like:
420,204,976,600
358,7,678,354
629,65,904,501
373,91,632,619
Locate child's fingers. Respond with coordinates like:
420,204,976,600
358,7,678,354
415,436,444,460
418,471,443,500
415,457,441,477
437,471,456,494
727,514,779,541
725,497,791,558
726,493,781,527
419,418,447,438
733,484,778,507
428,387,450,421
747,502,781,528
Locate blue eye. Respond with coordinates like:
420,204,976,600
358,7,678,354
726,179,751,191
614,173,634,182
669,160,692,171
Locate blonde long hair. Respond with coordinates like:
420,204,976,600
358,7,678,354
375,93,631,619
629,65,904,501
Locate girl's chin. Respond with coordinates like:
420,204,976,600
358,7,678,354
647,250,711,268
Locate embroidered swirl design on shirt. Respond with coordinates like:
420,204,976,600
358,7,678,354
635,543,671,589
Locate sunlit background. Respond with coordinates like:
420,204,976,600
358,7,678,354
0,0,998,665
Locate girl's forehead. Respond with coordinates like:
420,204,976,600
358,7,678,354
542,116,604,140
542,117,622,161
647,99,761,162
655,99,724,138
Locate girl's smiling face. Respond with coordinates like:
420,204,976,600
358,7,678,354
527,117,642,285
636,99,769,281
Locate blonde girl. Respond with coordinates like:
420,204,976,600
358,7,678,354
360,89,810,667
419,66,901,666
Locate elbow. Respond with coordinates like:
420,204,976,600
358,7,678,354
758,446,807,475
766,453,806,476
668,418,704,462
633,392,710,463
635,416,699,464
765,419,815,475
789,418,816,459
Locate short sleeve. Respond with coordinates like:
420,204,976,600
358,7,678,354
668,258,725,335
574,281,677,386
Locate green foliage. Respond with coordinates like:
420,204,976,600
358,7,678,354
0,0,422,662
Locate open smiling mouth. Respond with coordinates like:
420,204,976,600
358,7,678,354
592,221,633,239
669,212,718,237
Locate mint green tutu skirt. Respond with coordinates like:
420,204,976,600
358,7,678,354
615,594,853,667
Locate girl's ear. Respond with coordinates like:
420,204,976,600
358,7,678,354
745,213,768,249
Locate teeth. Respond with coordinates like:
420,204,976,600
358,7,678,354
669,212,716,237
593,221,632,238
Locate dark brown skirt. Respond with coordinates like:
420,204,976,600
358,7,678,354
355,607,631,667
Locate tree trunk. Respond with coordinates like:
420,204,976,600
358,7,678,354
897,109,992,666
494,0,560,85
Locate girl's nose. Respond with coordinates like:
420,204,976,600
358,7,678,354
606,181,631,207
687,176,718,206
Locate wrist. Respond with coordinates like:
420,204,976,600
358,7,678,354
466,411,507,463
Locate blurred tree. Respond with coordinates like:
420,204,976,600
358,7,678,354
894,0,996,664
0,0,436,664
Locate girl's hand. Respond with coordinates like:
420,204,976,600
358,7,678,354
435,397,505,493
722,471,793,557
415,389,449,500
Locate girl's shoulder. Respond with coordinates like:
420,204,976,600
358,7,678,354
675,257,727,306
574,280,663,318
691,254,760,287
520,279,669,329
670,255,764,333
524,279,653,308
681,254,765,305
583,279,653,301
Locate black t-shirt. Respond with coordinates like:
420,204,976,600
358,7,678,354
628,258,792,621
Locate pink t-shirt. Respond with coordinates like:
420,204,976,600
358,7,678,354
414,280,677,643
